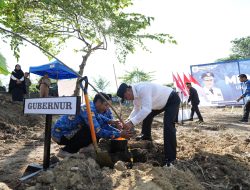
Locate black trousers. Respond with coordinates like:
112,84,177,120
58,126,92,153
190,104,203,121
141,91,180,163
175,108,179,123
12,87,24,101
243,99,250,121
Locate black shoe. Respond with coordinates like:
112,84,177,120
135,134,152,141
239,119,248,122
198,120,204,123
188,118,193,121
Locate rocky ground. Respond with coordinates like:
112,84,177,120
0,92,249,190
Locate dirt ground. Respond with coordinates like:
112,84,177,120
0,93,250,190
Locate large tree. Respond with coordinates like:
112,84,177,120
0,52,9,75
216,36,250,62
0,0,176,95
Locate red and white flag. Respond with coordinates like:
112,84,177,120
177,73,186,92
188,73,207,102
172,73,185,95
172,73,188,101
189,73,201,86
183,73,191,93
183,73,190,84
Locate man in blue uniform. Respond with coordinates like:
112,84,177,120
100,93,123,130
237,74,250,122
52,93,132,157
102,94,113,118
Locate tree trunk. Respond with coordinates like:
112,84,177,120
73,43,104,96
73,51,91,96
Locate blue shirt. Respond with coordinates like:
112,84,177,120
99,108,116,127
52,101,121,142
102,108,113,120
51,115,84,142
242,79,250,97
100,107,120,132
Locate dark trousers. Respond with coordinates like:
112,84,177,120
190,104,203,121
141,91,180,163
12,87,24,101
58,126,92,153
175,108,179,123
243,100,250,121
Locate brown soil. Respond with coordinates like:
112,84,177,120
0,93,249,190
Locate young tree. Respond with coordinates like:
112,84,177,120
93,76,110,92
119,67,155,84
0,0,176,95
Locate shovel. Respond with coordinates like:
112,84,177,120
79,76,113,167
80,76,134,168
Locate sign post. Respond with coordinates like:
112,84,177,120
43,114,52,169
20,96,81,180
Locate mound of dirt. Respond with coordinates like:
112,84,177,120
22,157,113,190
0,182,11,190
0,93,47,188
0,93,44,141
0,93,250,190
21,156,203,190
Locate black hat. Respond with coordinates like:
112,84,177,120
107,94,112,99
201,72,214,80
238,74,247,78
116,83,129,103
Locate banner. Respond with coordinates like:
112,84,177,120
190,59,250,106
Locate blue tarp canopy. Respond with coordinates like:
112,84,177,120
29,60,78,79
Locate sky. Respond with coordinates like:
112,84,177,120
1,0,250,94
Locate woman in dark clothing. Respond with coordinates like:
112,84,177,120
9,64,26,101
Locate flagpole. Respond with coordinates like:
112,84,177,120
181,91,184,125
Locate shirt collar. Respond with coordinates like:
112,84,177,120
132,85,138,99
90,101,97,112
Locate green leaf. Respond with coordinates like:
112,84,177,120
0,52,9,75
0,0,5,8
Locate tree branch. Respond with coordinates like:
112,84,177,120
0,26,80,78
92,42,104,51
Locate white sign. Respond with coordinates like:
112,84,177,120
24,96,80,115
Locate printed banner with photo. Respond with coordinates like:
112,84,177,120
190,59,250,106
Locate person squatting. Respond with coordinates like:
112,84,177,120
52,92,132,156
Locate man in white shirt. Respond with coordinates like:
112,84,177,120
117,82,180,167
